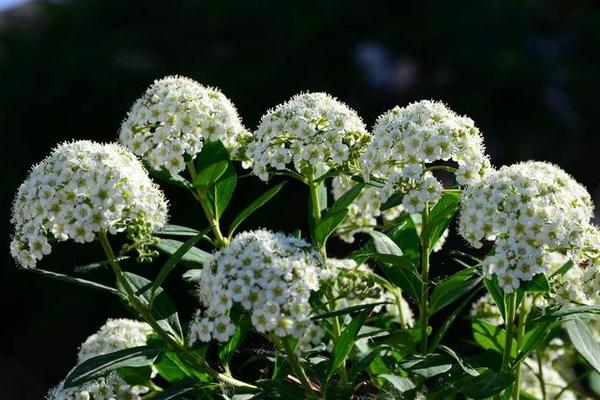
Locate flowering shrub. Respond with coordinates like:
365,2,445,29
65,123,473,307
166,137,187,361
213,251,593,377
10,75,600,399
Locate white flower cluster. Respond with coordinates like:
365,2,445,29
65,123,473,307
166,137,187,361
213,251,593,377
47,372,149,400
470,294,503,325
459,161,594,293
331,176,403,243
48,319,152,400
10,141,168,268
360,100,491,213
521,358,576,400
78,319,153,363
119,76,249,174
245,92,369,181
188,230,323,343
322,259,414,328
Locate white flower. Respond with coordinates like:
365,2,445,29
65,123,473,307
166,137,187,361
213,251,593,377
470,294,503,325
10,141,168,268
360,100,491,213
245,92,369,181
47,371,149,400
188,230,323,344
77,319,153,363
119,76,249,174
459,161,594,293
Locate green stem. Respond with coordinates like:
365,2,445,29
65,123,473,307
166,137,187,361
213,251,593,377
419,206,431,354
186,162,229,248
501,293,517,371
277,337,320,399
308,180,327,256
98,231,256,391
511,302,528,400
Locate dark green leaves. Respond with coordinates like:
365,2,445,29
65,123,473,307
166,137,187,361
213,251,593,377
519,273,550,293
429,268,481,314
422,191,460,248
219,313,251,364
472,319,514,356
228,181,286,237
460,371,514,399
564,317,600,373
119,272,183,340
527,305,600,324
325,304,375,382
372,254,422,301
27,268,124,298
194,140,237,218
400,353,453,378
64,346,161,387
155,238,212,269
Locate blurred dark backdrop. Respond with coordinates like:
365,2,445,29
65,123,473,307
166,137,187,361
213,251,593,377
1,0,600,398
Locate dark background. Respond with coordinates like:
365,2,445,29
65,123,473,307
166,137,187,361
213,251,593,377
1,0,599,398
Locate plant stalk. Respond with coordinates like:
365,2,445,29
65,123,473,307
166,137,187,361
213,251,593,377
511,300,530,400
501,293,517,372
98,231,256,391
419,206,431,354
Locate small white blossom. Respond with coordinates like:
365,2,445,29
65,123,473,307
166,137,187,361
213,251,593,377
77,319,153,363
470,294,503,326
119,76,249,174
10,141,168,268
459,161,593,293
188,230,323,344
360,100,491,213
245,92,369,181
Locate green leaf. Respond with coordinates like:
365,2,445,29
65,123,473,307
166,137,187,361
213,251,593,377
514,322,553,366
379,374,415,393
429,268,481,314
192,160,228,189
369,231,403,256
325,304,375,382
219,313,251,364
380,191,405,212
151,230,209,299
154,353,191,383
399,353,453,378
64,346,161,387
27,268,124,298
228,181,286,237
152,382,212,400
527,305,600,324
151,168,195,192
196,140,230,169
73,257,130,273
349,347,389,382
327,182,365,215
484,277,506,320
371,254,422,302
388,214,421,265
439,345,478,376
119,272,183,340
472,319,515,357
182,269,203,283
311,301,389,320
423,192,460,247
459,371,515,399
564,317,600,373
519,273,550,293
155,238,212,269
430,288,482,351
118,366,152,385
155,224,202,237
314,209,348,248
207,162,237,218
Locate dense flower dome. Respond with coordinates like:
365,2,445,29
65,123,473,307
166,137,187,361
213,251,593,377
459,161,593,293
10,141,168,268
78,319,153,363
245,92,369,181
119,76,249,174
188,230,323,343
360,100,491,213
47,372,149,400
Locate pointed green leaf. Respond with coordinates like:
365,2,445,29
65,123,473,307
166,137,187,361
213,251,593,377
430,268,481,314
327,182,365,215
192,160,228,189
27,268,123,298
564,317,600,373
228,181,286,237
64,346,161,387
460,371,515,399
314,209,348,248
155,224,202,237
155,238,212,269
